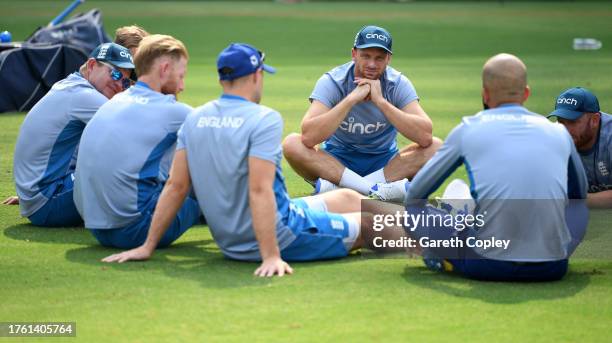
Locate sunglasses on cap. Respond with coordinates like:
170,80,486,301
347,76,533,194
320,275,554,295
98,61,134,90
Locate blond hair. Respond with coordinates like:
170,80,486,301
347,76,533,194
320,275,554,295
114,25,149,51
134,34,189,77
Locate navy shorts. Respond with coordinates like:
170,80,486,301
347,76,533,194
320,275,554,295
322,144,397,177
90,196,201,249
29,173,82,227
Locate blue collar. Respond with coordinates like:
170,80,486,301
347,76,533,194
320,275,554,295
497,103,523,108
221,93,249,102
136,81,152,90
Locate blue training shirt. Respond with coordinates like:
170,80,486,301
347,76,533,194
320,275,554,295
407,104,588,261
13,72,107,217
73,82,192,229
579,112,612,193
310,61,419,154
177,94,295,261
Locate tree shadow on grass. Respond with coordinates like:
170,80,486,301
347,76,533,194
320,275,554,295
4,224,95,245
402,264,595,304
65,240,365,289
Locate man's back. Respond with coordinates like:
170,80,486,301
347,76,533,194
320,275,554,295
178,95,294,260
14,73,106,217
74,83,191,229
408,104,586,261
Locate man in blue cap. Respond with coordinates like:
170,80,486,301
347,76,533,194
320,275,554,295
74,34,201,249
282,25,441,203
102,42,395,277
9,42,134,227
548,87,611,208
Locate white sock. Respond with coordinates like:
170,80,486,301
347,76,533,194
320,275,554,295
339,168,374,195
364,168,386,184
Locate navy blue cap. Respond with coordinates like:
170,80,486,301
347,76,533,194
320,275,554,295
549,87,600,120
217,43,276,81
353,25,392,54
90,43,134,69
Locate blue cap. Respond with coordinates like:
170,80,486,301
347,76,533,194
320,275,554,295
217,43,276,81
549,87,600,120
353,25,392,54
90,43,134,69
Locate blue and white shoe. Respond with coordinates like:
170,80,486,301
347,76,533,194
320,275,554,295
313,178,339,195
422,249,454,273
368,179,410,202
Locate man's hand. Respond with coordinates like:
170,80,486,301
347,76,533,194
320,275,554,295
101,245,154,263
355,78,384,105
2,196,19,205
254,256,294,277
347,82,371,104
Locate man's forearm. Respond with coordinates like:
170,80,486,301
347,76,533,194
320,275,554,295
587,190,612,209
375,99,432,147
250,189,280,259
301,97,359,148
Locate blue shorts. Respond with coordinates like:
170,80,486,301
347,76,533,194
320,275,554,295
445,258,568,282
29,173,82,227
280,198,359,262
407,204,579,282
322,144,397,177
90,196,201,249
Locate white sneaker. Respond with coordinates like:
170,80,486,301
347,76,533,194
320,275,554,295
313,178,339,195
368,179,409,202
434,179,475,215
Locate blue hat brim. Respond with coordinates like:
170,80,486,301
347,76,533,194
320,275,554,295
548,108,585,121
354,43,392,54
262,64,276,74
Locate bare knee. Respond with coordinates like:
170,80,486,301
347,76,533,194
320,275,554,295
282,133,305,161
425,136,443,157
336,188,365,204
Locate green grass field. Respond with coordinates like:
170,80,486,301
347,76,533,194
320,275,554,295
1,1,612,341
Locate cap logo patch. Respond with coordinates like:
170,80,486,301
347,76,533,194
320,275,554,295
557,97,578,106
97,45,109,59
119,50,133,62
365,33,388,42
250,55,258,67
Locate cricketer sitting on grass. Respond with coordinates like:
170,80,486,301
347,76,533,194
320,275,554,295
282,25,442,203
102,43,404,277
8,43,134,227
548,87,612,208
394,53,589,281
73,35,201,249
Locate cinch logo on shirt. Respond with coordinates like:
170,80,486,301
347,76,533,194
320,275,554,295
339,116,386,134
197,116,244,129
557,97,578,106
365,33,389,42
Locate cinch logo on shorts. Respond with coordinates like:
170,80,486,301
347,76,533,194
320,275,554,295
557,97,578,106
339,116,386,135
365,33,389,42
197,116,244,129
331,219,345,231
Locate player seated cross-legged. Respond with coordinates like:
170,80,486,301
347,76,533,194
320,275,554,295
282,25,442,203
389,53,589,282
73,35,201,249
102,43,403,276
8,43,134,226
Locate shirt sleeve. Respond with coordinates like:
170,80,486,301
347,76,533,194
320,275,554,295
249,110,283,164
406,123,465,201
309,74,342,108
566,133,588,199
70,89,107,123
393,75,419,109
176,122,187,151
